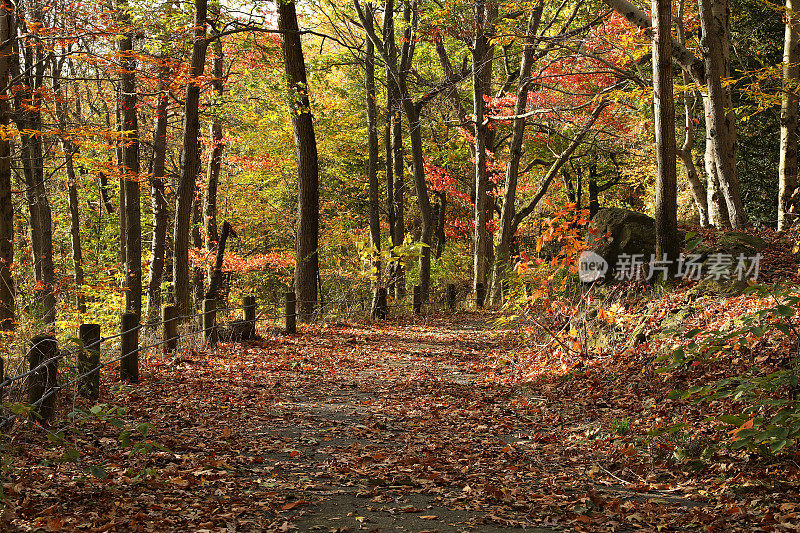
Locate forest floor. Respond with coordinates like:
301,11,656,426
4,308,800,532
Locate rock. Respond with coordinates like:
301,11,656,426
586,208,656,277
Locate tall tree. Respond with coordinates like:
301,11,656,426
174,0,209,316
278,0,320,321
779,0,800,230
603,0,747,228
470,0,497,304
0,2,13,330
364,3,381,289
12,0,56,324
119,0,142,316
493,4,543,304
356,0,435,300
145,64,170,322
676,0,709,227
205,28,225,249
652,0,679,277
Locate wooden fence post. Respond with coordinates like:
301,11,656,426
447,284,457,311
162,305,178,354
120,313,139,383
202,298,217,347
28,335,58,422
78,323,101,400
285,291,297,334
476,282,485,309
243,295,256,340
413,285,422,314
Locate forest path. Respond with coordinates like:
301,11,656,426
141,313,560,532
10,313,713,532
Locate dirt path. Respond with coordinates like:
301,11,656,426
8,313,769,532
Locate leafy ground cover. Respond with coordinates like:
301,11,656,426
4,295,800,531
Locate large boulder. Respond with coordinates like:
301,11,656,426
586,208,656,276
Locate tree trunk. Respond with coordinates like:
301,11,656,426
119,1,141,316
173,0,208,316
493,4,543,305
698,0,747,228
0,4,13,330
145,71,169,322
205,35,224,248
12,1,55,324
278,0,320,322
53,66,86,313
779,0,800,230
676,0,709,227
471,0,496,301
206,221,233,300
652,0,679,278
364,4,381,288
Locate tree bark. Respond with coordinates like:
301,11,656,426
173,0,208,316
0,3,13,330
779,0,800,230
698,0,747,228
119,0,141,316
471,0,496,301
145,69,170,322
364,4,381,288
676,0,709,227
205,34,224,248
12,0,55,324
603,0,746,228
278,0,320,322
652,0,679,278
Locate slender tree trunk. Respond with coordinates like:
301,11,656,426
173,0,208,316
205,35,224,248
493,5,543,304
0,4,13,330
278,0,320,322
471,0,496,301
364,4,381,288
779,0,800,230
117,101,127,266
652,0,679,278
588,164,599,218
145,71,169,322
676,0,709,227
53,68,86,313
119,1,141,316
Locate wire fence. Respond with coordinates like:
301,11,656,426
0,283,485,431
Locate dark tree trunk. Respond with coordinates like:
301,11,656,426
206,221,234,300
12,1,55,324
0,4,13,330
652,0,679,278
471,0,496,301
205,34,224,248
173,0,208,316
145,70,170,322
364,4,381,287
119,1,141,316
278,0,320,322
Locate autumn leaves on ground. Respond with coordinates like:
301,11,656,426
5,295,800,532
